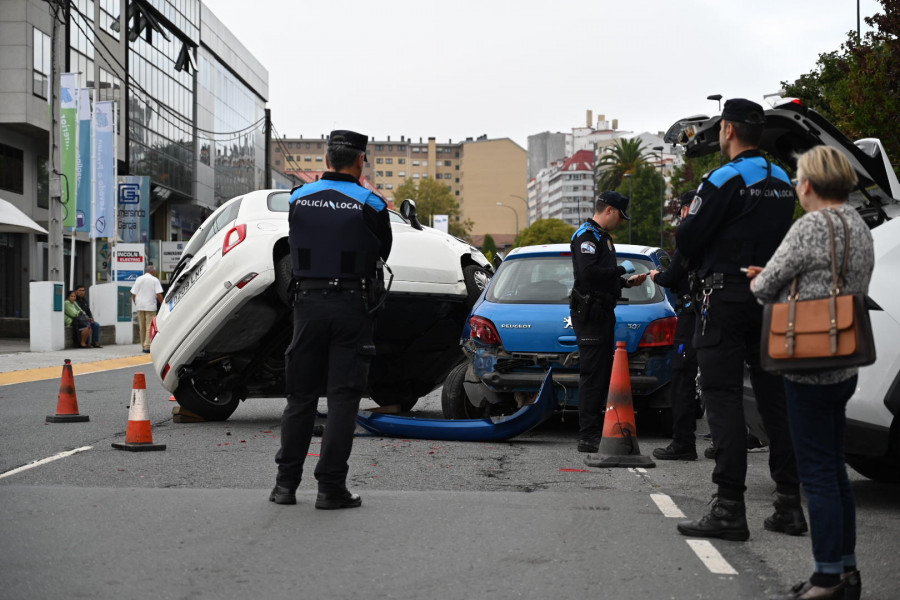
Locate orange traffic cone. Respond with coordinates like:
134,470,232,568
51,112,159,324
46,359,89,423
584,341,655,468
112,373,166,452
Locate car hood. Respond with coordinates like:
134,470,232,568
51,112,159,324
472,301,676,353
664,101,900,224
389,222,489,285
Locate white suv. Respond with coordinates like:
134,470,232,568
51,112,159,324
150,191,492,420
665,99,900,482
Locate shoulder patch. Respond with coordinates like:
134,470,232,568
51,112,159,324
607,239,613,251
688,196,702,215
580,241,596,255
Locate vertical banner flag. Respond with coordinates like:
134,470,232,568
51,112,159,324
75,88,92,232
60,73,78,227
433,214,449,233
117,176,150,243
92,101,116,238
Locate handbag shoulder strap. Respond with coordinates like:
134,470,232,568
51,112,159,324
830,208,851,290
820,209,845,295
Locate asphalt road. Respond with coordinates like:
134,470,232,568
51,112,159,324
1,361,898,600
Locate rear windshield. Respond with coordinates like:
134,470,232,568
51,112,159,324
181,197,243,259
486,255,663,305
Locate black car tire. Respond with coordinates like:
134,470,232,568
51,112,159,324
846,455,900,484
175,380,241,421
275,253,293,306
463,265,491,307
441,362,476,419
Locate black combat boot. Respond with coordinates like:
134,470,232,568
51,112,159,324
764,492,809,536
677,495,750,541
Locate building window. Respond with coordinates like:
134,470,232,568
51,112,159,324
275,159,281,166
385,158,393,164
397,145,406,151
99,0,120,39
385,171,392,177
422,161,428,167
37,156,49,208
286,155,293,161
386,184,393,190
316,156,323,162
412,160,420,166
412,147,420,153
376,184,384,189
444,160,451,166
398,158,406,164
376,171,383,177
0,144,25,195
305,156,312,162
398,171,405,177
376,158,383,164
413,174,420,179
33,28,51,98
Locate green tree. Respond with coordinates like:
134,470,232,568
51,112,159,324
782,0,900,177
481,234,498,263
611,164,665,248
596,138,648,190
394,176,473,238
515,218,575,247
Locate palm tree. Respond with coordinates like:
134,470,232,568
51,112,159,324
595,138,648,191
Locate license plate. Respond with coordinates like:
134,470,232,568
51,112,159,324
167,260,206,311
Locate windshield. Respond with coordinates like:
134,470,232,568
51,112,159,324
486,256,663,305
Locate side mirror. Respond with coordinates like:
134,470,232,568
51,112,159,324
492,254,503,269
400,199,423,231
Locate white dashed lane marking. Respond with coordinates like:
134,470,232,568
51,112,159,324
650,493,686,518
686,540,739,575
0,446,93,480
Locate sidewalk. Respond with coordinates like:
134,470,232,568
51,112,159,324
0,338,146,375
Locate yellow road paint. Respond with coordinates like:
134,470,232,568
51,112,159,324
0,355,153,386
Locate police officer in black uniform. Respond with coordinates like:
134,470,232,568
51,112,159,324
650,191,700,461
675,99,807,541
270,130,392,510
570,191,647,453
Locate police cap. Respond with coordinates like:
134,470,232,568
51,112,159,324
721,98,766,125
598,190,630,221
328,130,368,153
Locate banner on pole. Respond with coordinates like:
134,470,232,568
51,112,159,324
92,101,115,239
75,88,92,232
433,214,449,233
60,73,78,228
117,176,150,243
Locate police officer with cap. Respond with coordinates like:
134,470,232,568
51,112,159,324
675,99,806,541
271,129,392,510
649,191,700,461
570,191,647,453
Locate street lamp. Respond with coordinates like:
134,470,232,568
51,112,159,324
496,202,519,236
623,173,633,244
652,146,666,249
508,194,529,226
707,94,723,113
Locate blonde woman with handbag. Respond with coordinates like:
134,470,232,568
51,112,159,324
748,146,875,600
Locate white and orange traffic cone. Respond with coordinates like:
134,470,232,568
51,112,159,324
584,341,655,468
112,372,166,452
46,359,89,423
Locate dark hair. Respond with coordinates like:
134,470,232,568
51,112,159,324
327,146,364,171
66,289,77,297
75,284,86,291
726,120,764,147
594,199,610,214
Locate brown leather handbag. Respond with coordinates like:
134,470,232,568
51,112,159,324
760,209,876,374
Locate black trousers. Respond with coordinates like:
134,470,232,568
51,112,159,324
276,290,375,494
693,285,799,498
670,309,699,448
572,303,616,441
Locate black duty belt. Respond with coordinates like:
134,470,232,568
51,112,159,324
697,273,748,289
297,278,363,291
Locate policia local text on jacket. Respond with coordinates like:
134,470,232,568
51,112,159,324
569,191,645,452
273,130,392,510
674,99,805,542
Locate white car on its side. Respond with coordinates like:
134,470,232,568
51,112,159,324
150,190,492,420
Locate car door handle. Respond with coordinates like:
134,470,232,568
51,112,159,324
558,336,577,345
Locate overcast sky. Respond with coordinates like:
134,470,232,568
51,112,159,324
206,0,882,148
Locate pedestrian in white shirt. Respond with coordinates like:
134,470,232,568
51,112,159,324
131,264,163,353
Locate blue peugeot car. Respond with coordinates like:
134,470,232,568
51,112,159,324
441,243,678,428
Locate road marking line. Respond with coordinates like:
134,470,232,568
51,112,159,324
686,539,739,575
651,493,686,518
0,446,93,480
0,355,152,386
627,467,648,474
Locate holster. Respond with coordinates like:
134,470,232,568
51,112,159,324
569,288,592,319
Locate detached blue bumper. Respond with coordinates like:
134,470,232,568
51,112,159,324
356,370,559,441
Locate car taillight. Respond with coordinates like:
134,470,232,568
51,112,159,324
469,315,501,345
149,316,158,342
638,316,677,348
235,272,259,289
223,224,247,255
161,363,171,381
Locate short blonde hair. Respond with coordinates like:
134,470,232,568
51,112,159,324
795,145,858,201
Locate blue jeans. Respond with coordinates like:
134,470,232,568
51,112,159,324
89,321,101,345
783,375,858,575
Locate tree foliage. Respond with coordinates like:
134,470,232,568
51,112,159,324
610,164,666,248
515,218,575,247
394,176,473,238
481,234,498,263
782,0,900,177
596,138,649,190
